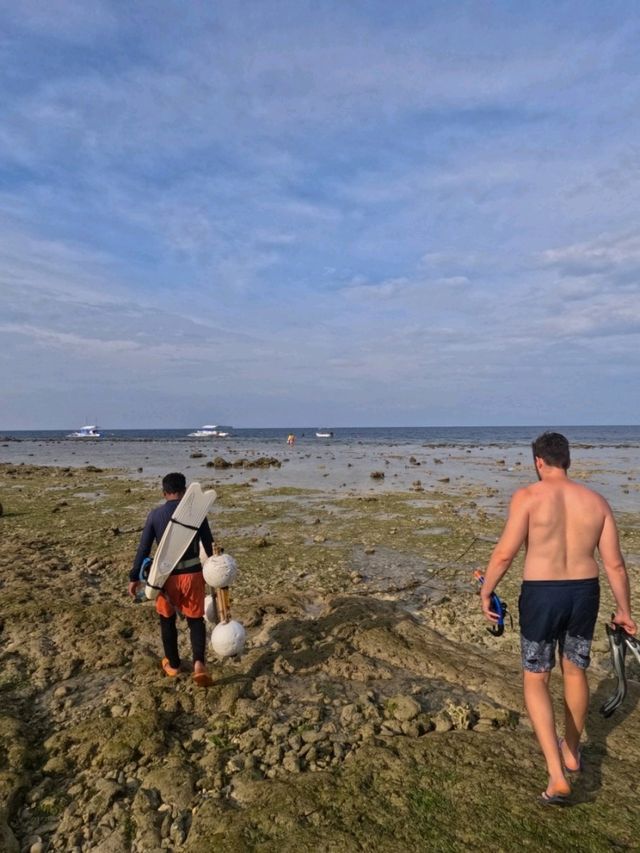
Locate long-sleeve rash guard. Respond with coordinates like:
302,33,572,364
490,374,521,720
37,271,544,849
130,498,214,582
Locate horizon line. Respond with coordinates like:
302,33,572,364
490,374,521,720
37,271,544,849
2,423,640,432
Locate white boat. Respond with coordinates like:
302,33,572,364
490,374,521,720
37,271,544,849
188,425,232,438
68,425,101,438
315,429,334,438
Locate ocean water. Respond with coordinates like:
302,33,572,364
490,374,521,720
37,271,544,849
1,425,638,510
2,425,640,446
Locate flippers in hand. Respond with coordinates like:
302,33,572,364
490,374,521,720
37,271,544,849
473,570,511,637
600,620,638,718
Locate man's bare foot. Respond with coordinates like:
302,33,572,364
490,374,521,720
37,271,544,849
544,775,571,800
559,737,582,773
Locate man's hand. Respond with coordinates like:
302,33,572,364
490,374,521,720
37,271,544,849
128,581,142,599
613,609,638,635
480,590,500,625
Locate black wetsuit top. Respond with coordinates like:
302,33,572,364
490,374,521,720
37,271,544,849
129,498,214,582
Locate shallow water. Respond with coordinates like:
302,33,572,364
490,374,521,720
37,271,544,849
1,434,638,510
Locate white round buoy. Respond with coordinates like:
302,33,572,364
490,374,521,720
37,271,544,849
203,553,238,588
204,594,216,624
211,620,246,658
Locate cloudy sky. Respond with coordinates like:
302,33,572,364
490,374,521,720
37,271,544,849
2,1,640,428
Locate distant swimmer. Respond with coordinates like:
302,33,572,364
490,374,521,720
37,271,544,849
480,432,636,806
128,472,215,686
287,433,296,446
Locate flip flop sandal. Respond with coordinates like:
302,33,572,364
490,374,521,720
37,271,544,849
540,791,570,806
193,671,215,687
162,657,180,678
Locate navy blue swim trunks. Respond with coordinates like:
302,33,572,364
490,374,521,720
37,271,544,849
519,578,600,673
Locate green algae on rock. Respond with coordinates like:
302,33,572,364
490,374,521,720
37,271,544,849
1,463,639,851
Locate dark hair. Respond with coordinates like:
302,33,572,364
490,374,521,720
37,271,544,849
531,432,570,470
162,472,186,493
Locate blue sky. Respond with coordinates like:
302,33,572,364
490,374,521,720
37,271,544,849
2,1,640,428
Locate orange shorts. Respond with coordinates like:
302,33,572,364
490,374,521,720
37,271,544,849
155,572,205,618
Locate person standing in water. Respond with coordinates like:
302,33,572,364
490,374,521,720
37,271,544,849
480,432,636,804
128,472,215,686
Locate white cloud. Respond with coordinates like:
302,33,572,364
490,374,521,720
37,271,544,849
541,231,640,279
0,322,141,353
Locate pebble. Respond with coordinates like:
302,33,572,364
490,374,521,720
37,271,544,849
282,752,301,773
473,719,496,733
264,745,283,766
390,695,421,722
300,729,326,744
433,714,454,733
226,754,245,773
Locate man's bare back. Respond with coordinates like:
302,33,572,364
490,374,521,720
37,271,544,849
482,455,628,605
520,476,608,580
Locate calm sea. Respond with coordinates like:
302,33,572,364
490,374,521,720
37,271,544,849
2,425,639,447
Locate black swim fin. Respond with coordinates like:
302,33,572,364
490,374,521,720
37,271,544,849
601,624,628,718
624,633,640,665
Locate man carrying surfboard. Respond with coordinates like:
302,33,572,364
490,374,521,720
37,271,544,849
479,432,636,805
128,472,215,686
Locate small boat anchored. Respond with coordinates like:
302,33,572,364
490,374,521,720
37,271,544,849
315,429,334,438
67,425,101,439
188,425,232,438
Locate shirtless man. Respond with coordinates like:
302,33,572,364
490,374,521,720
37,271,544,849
480,432,636,804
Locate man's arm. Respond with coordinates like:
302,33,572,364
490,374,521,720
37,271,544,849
199,517,214,559
599,508,637,634
481,489,529,624
128,511,155,597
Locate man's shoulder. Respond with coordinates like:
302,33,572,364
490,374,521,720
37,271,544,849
514,483,539,499
148,502,172,521
509,484,536,509
569,479,610,507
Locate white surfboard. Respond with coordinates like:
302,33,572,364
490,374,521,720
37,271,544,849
145,482,217,600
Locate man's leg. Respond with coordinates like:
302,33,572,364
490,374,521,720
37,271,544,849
559,579,598,770
559,656,589,771
159,613,180,670
523,670,570,797
179,573,211,682
187,616,207,673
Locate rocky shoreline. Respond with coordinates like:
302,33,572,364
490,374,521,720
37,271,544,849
1,462,640,851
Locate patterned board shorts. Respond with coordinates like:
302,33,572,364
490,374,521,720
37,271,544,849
519,578,600,673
